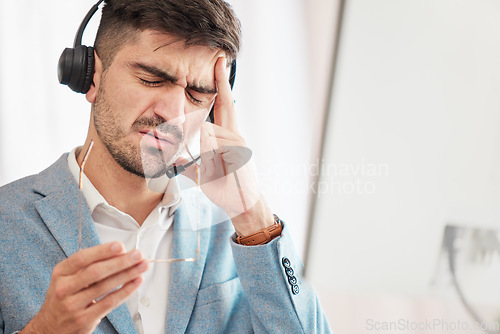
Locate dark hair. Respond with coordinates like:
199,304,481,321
95,0,241,68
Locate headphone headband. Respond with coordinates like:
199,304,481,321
73,0,105,48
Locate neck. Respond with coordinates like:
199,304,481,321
77,134,163,226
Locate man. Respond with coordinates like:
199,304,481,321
0,0,331,333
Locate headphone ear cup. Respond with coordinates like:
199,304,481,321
69,45,84,93
81,46,95,94
71,45,87,93
58,48,74,86
58,45,94,94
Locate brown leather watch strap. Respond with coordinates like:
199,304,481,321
236,214,283,246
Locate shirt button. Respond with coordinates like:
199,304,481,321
285,267,294,277
138,230,145,238
288,275,298,285
292,284,300,295
282,257,291,268
141,297,151,307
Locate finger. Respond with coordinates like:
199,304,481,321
61,249,144,296
215,143,253,175
201,122,219,177
213,57,238,132
74,260,149,309
55,242,125,277
209,123,245,143
201,122,218,144
216,142,252,164
85,276,144,321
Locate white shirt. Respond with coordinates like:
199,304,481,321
68,148,182,334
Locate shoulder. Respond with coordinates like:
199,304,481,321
0,154,71,221
0,174,41,217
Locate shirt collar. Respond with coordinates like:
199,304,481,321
67,147,182,220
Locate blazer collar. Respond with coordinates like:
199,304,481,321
33,154,137,334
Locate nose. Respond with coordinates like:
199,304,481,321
153,86,186,126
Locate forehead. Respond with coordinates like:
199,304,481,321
112,30,225,86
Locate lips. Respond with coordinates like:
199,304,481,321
139,129,177,148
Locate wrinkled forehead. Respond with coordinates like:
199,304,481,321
115,30,226,87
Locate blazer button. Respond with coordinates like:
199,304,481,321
285,267,294,277
288,275,298,285
282,257,291,268
292,284,300,295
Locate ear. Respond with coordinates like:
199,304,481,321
86,50,103,103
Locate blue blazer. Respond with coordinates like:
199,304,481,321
0,155,331,333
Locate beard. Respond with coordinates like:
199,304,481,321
93,83,184,179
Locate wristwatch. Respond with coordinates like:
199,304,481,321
236,214,283,246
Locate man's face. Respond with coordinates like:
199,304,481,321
91,30,224,178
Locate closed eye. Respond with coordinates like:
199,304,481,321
187,91,203,104
140,78,164,87
140,75,208,106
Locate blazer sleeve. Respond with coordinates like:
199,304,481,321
230,223,332,334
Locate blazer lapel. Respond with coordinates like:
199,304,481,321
33,154,137,334
33,155,101,257
165,193,211,333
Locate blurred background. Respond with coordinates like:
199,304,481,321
1,0,500,333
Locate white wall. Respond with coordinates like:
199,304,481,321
228,0,314,257
0,0,94,186
307,0,500,331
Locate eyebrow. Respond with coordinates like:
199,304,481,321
133,62,217,95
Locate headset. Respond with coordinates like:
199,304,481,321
57,0,237,122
